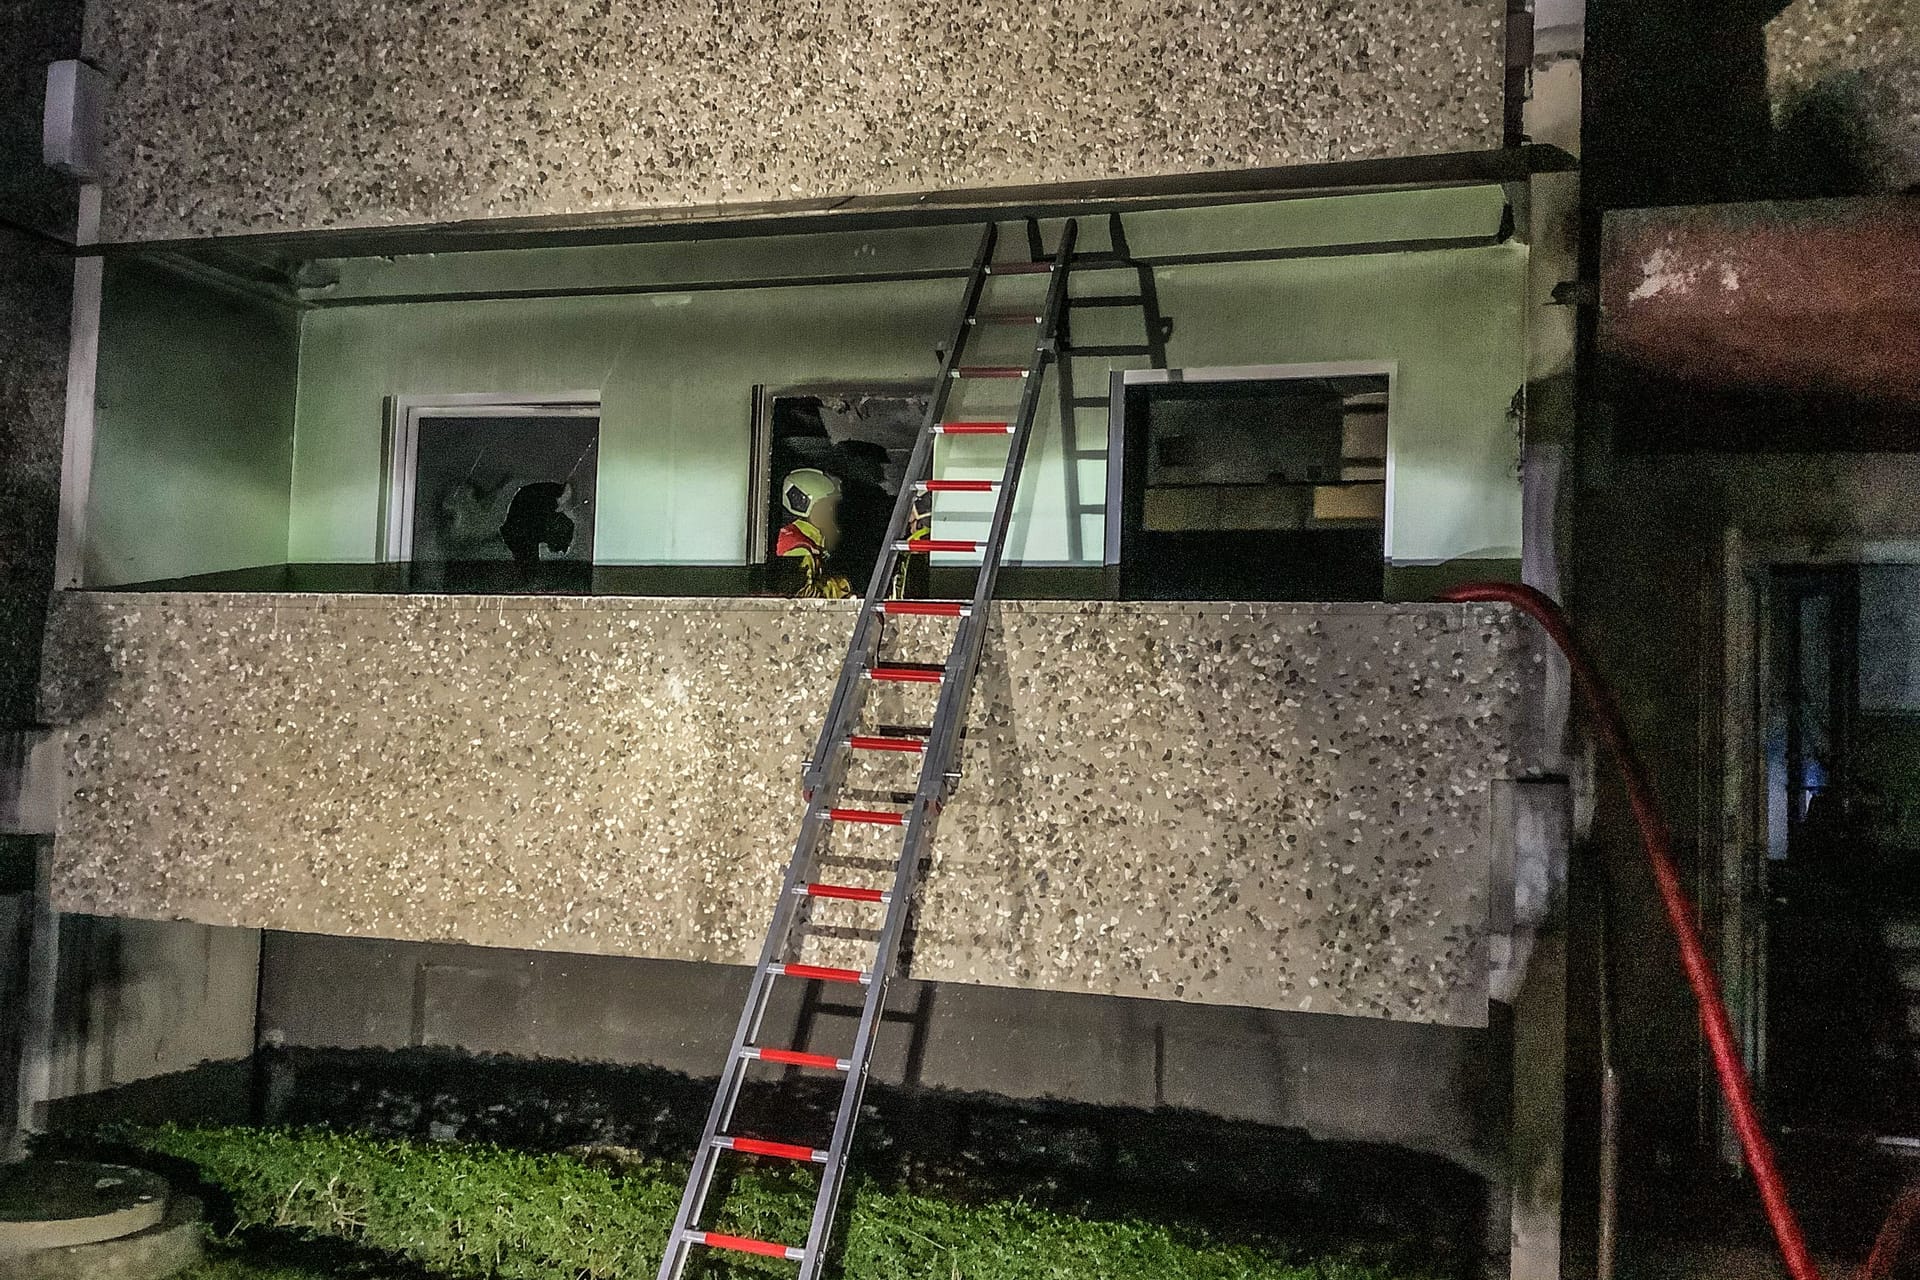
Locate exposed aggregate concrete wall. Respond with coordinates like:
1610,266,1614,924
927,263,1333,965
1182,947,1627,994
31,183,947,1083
81,0,1510,242
41,593,1535,1027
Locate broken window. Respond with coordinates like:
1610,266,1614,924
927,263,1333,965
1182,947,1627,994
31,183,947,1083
388,400,600,592
751,386,931,599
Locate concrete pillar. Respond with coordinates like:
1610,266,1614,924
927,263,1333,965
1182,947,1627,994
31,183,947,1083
1507,5,1584,1272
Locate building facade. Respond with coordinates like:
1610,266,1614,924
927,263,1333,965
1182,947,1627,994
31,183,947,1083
12,1,1915,1277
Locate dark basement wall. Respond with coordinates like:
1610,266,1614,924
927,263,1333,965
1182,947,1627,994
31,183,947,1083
255,930,1513,1252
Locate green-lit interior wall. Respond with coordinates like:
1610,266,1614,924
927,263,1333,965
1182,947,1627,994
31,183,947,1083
85,187,1530,584
88,261,299,586
291,277,956,565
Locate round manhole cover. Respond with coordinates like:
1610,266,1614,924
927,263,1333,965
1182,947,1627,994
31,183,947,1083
0,1161,169,1253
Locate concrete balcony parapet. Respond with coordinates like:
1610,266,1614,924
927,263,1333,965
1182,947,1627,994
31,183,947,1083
38,591,1538,1028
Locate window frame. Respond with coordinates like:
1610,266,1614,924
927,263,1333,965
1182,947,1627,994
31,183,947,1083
1105,360,1399,568
747,380,935,567
380,391,602,563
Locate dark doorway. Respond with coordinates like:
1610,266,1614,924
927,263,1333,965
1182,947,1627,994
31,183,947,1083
1762,564,1920,1139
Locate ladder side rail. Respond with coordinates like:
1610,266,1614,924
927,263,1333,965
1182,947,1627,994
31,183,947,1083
655,807,840,1280
1051,307,1084,564
794,220,1079,1278
793,793,937,1278
661,223,1000,1280
800,223,999,799
927,219,1078,784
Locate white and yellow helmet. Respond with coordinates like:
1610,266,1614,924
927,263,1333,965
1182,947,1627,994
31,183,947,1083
781,468,841,520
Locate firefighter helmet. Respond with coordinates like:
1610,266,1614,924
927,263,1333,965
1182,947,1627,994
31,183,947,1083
781,468,841,520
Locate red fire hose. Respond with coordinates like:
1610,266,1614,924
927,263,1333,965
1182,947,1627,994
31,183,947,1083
1439,582,1917,1280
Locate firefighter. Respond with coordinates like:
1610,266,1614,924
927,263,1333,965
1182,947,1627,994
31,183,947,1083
890,490,931,600
774,468,852,599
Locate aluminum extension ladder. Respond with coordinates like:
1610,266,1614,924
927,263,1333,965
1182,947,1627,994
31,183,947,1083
656,218,1079,1279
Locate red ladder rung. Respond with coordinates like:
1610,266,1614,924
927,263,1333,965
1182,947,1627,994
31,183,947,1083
750,1046,849,1071
689,1230,803,1261
919,479,998,492
952,366,1028,378
935,421,1013,434
824,807,904,826
803,882,887,903
848,734,926,753
771,961,869,984
986,261,1055,275
723,1135,826,1163
970,311,1043,324
879,600,968,617
868,664,946,683
895,539,978,554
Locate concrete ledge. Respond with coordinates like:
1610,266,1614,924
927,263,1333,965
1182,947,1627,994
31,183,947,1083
82,0,1510,242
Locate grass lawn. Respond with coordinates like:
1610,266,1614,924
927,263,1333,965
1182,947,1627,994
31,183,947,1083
128,1124,1446,1280
183,1259,350,1280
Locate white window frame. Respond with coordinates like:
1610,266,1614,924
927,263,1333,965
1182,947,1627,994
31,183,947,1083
380,391,602,562
1107,360,1398,565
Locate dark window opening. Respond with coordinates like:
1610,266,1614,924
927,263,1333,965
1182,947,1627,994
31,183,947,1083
1115,373,1389,601
1763,563,1920,1138
754,389,931,600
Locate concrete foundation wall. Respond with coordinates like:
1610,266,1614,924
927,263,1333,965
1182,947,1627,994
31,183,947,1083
79,0,1511,244
40,915,259,1111
40,592,1536,1027
257,930,1510,1173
